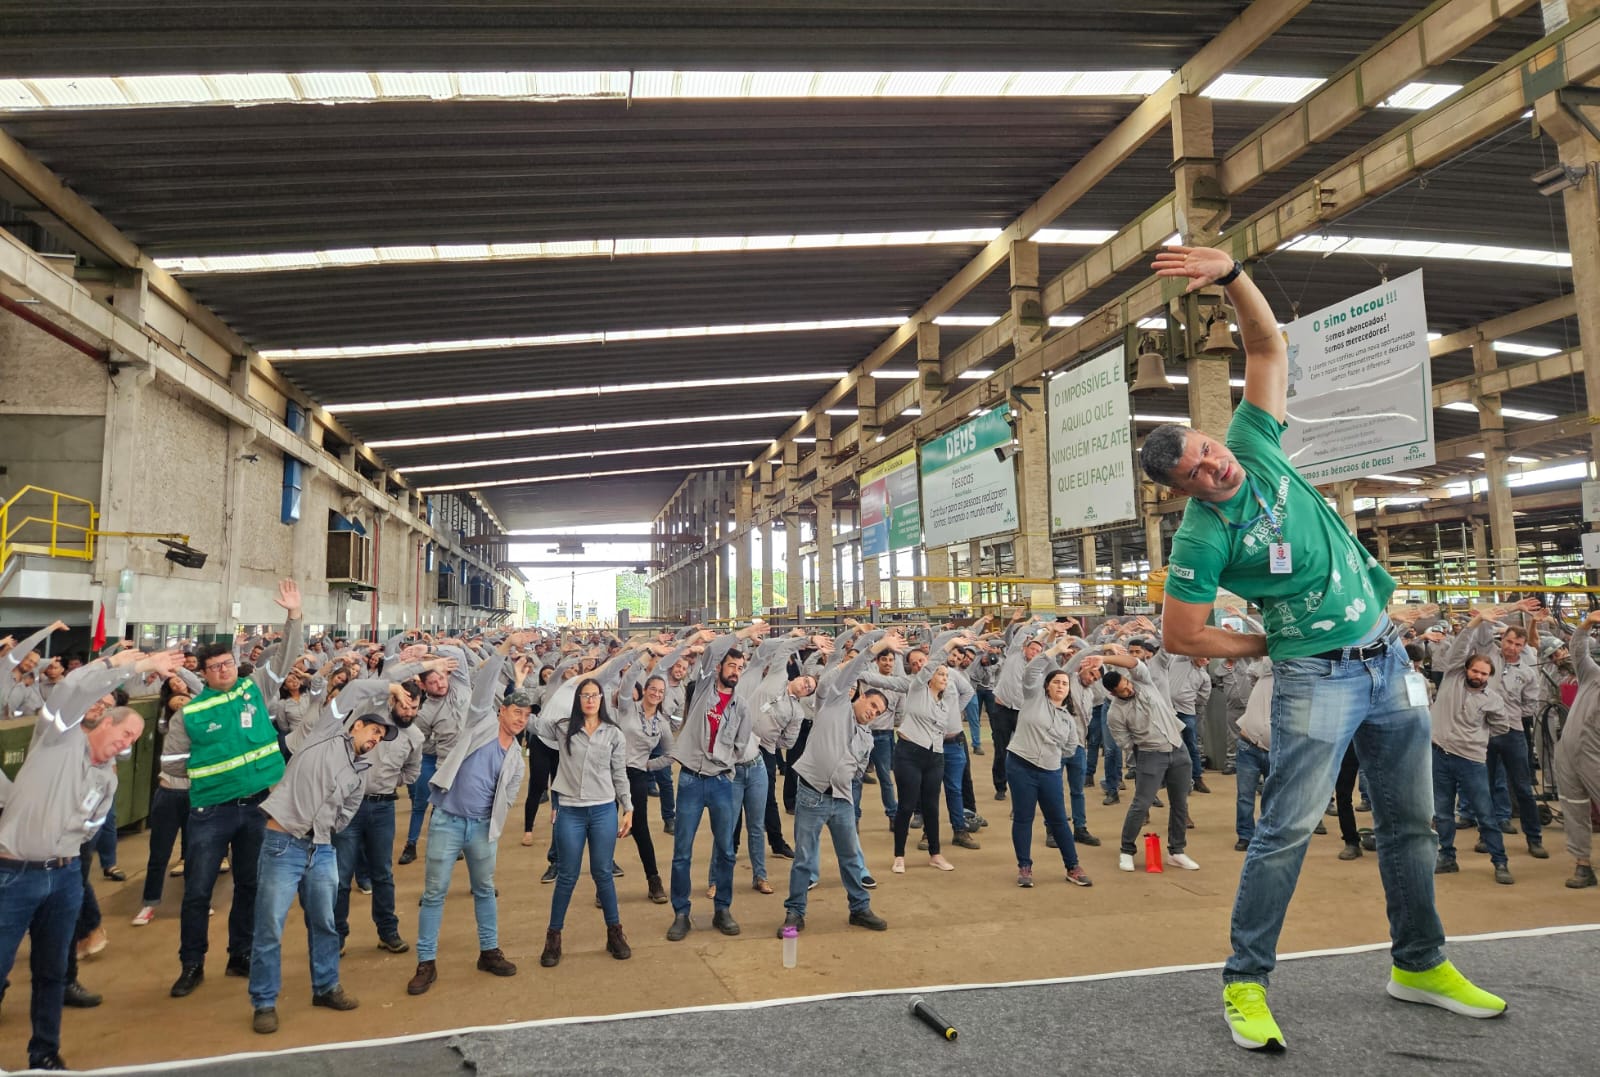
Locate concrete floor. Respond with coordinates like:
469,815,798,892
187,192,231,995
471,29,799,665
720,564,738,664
11,766,1596,1072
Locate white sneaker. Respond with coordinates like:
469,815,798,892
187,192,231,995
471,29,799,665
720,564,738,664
1168,852,1201,871
1118,853,1135,872
891,857,906,874
131,906,156,926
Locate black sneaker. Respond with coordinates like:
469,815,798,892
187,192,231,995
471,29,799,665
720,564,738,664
30,1053,70,1071
861,874,878,890
1313,821,1326,835
848,908,888,931
994,790,1007,802
225,954,251,978
1045,833,1058,849
377,936,411,954
1234,838,1250,851
1151,796,1164,808
170,964,204,997
774,911,805,938
612,863,625,878
1434,856,1459,874
1074,829,1101,847
398,843,417,865
771,843,795,859
540,864,558,884
663,818,676,835
63,980,102,1007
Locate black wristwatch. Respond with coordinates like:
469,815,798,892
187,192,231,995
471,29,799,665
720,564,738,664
1216,260,1244,286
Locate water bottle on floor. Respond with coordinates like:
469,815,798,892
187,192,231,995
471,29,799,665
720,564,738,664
782,925,798,968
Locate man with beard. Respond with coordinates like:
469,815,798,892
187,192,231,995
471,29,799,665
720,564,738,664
398,637,473,865
247,680,405,1034
333,673,432,955
666,624,768,942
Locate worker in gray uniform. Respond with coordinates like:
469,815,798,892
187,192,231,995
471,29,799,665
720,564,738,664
1554,610,1600,889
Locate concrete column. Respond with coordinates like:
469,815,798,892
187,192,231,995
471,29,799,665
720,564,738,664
1470,339,1520,583
1079,535,1097,611
1142,484,1165,570
734,479,753,619
861,555,882,606
917,321,943,412
834,541,846,610
784,513,803,615
759,520,774,613
926,545,951,608
1173,93,1235,441
1012,334,1056,610
1470,518,1490,581
1375,529,1391,568
1335,481,1358,536
815,491,835,612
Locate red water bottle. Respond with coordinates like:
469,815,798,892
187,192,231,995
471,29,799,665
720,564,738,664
1144,832,1163,873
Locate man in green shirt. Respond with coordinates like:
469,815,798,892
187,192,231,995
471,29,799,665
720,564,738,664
1140,246,1505,1053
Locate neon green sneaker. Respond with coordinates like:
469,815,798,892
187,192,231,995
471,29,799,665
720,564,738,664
1223,982,1286,1051
1386,961,1507,1018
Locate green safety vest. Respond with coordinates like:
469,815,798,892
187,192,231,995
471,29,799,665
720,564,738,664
183,679,284,807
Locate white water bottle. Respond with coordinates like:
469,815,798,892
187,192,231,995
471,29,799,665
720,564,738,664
781,925,798,968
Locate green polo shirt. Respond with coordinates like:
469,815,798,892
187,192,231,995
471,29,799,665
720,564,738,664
1163,400,1395,661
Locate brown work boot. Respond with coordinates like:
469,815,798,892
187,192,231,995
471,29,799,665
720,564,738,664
311,985,359,1011
647,873,668,904
606,923,632,960
540,930,562,968
406,960,436,996
477,947,518,977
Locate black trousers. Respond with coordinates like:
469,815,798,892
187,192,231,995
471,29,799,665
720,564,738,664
760,747,787,848
891,739,945,857
523,739,560,832
625,767,661,878
782,718,813,812
959,732,978,820
1335,744,1361,846
989,705,1019,794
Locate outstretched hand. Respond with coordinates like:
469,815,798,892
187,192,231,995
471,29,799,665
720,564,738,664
1152,245,1235,294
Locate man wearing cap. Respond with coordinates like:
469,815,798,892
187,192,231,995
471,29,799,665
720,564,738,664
0,647,179,1072
247,677,408,1034
1142,245,1504,1052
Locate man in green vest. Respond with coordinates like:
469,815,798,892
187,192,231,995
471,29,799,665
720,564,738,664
170,578,304,999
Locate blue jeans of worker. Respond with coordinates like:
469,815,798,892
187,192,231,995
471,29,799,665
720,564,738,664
1457,768,1510,825
670,770,737,916
943,739,968,830
974,687,994,749
1433,746,1507,868
1063,745,1088,831
248,830,340,1009
1178,712,1203,783
784,781,872,917
406,753,438,845
550,803,620,931
333,798,399,943
1225,639,1445,988
869,731,897,819
0,861,82,1067
966,693,984,748
1485,729,1541,841
1235,740,1271,842
715,759,769,886
1086,703,1123,793
180,798,266,968
90,803,118,872
1007,755,1080,870
415,808,498,961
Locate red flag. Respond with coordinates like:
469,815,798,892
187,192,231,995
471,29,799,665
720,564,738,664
92,603,106,652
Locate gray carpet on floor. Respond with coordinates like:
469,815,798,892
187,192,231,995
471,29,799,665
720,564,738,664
104,929,1600,1077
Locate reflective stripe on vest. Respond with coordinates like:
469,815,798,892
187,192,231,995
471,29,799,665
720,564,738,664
183,682,249,716
187,740,281,780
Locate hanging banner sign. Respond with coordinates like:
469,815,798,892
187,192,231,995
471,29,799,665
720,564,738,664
860,449,921,558
920,410,1019,547
1048,345,1136,532
1280,270,1435,483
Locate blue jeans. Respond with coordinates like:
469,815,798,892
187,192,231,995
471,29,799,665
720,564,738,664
406,753,438,845
1225,638,1445,987
550,802,620,931
714,759,769,886
1086,703,1122,793
869,730,897,818
180,798,266,968
670,770,737,916
333,797,399,943
1178,712,1203,783
0,862,82,1066
943,739,968,830
416,808,498,961
1485,729,1541,841
1432,746,1508,867
1234,740,1271,841
785,781,872,916
1063,745,1088,831
966,693,984,748
249,829,340,1009
90,803,118,871
1006,755,1079,870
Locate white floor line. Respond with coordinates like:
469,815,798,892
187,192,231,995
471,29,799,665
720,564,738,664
83,921,1600,1075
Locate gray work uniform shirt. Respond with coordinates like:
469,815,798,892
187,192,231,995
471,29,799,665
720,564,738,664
793,645,878,800
1107,661,1187,758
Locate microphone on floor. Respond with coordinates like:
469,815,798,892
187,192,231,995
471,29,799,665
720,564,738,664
909,995,958,1040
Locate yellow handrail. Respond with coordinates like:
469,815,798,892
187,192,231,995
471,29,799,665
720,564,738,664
0,485,99,577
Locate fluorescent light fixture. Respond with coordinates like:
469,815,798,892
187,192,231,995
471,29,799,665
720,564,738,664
264,318,899,362
1283,234,1570,268
825,408,860,417
366,409,803,449
902,407,923,416
157,229,1004,274
1162,374,1247,387
1202,73,1322,104
416,460,751,492
1440,401,1558,421
397,439,772,474
1133,413,1190,423
1465,452,1539,463
1493,341,1560,357
330,373,847,414
1380,82,1459,111
1508,461,1589,487
1365,474,1424,484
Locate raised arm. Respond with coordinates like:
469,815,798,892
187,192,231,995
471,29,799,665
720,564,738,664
1154,245,1286,422
1574,612,1600,685
253,579,304,698
3,621,66,670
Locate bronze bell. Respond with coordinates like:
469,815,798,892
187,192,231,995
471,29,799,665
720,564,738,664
1130,349,1174,393
1200,312,1237,356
